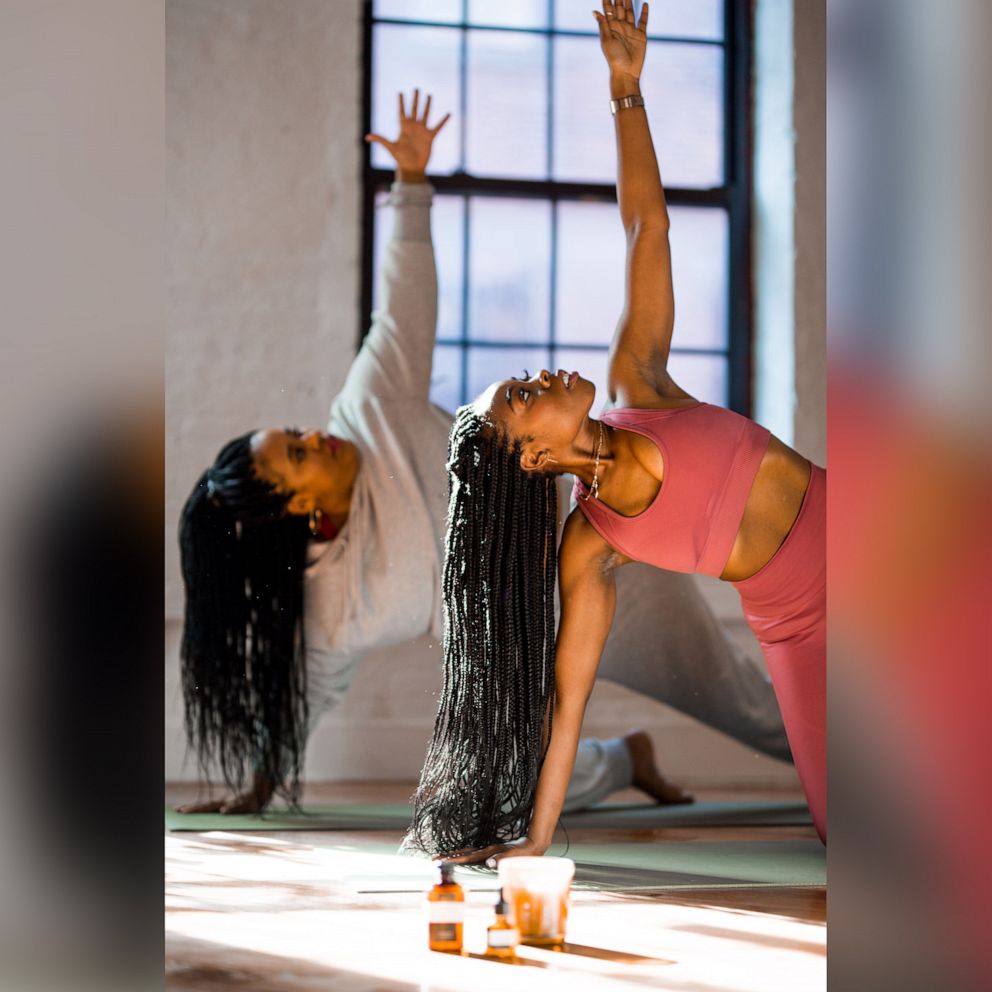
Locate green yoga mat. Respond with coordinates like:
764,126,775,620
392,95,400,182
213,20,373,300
564,839,825,890
165,799,811,833
562,800,810,829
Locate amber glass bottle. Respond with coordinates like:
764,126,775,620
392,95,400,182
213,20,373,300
485,888,519,959
426,862,464,953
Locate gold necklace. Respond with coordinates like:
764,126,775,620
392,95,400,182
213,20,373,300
579,420,605,502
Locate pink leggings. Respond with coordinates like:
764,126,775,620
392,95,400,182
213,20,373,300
735,465,826,843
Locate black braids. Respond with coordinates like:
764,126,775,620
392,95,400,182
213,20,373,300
404,406,560,855
540,480,558,768
501,444,532,829
179,432,311,806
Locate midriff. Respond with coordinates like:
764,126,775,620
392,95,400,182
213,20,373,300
719,436,812,582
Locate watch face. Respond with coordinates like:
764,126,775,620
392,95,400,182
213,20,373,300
611,95,643,115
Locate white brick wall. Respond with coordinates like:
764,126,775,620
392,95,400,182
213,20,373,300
166,0,364,617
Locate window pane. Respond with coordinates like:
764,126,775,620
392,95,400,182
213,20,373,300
553,36,723,187
375,0,461,23
555,202,727,352
466,346,551,403
372,25,461,174
552,348,612,415
468,0,548,29
468,197,551,343
648,43,724,187
555,201,625,347
668,352,728,406
553,0,723,40
432,195,465,343
668,205,728,350
466,31,547,179
430,344,463,413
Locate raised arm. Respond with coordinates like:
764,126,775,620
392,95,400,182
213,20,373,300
446,512,619,864
594,2,678,406
335,91,450,406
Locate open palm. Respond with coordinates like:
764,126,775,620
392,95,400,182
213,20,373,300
366,89,450,179
594,0,649,79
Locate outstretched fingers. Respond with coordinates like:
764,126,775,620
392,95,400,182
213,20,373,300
430,111,451,135
601,0,647,32
365,132,396,154
396,87,423,122
601,0,648,34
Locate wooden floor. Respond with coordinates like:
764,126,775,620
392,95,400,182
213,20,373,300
165,782,825,991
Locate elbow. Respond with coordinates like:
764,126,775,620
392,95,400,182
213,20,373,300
553,689,592,723
625,214,670,240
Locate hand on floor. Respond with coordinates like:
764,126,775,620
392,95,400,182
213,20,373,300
440,835,547,867
623,730,695,805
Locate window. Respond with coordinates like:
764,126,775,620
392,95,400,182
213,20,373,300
362,0,750,415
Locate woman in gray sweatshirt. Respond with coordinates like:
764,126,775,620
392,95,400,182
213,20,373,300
176,92,788,815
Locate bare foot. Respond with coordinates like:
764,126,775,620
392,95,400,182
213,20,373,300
174,796,226,814
174,790,268,814
174,776,275,814
623,730,694,805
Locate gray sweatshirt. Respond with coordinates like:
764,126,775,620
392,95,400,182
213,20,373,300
303,181,451,724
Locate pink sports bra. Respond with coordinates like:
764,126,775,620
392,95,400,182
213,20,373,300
573,404,771,577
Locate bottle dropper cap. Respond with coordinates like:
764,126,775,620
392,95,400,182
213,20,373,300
495,887,509,915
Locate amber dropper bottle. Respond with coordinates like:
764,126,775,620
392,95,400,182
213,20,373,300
485,888,519,959
426,861,464,953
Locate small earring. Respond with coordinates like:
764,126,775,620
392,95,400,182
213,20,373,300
309,507,323,536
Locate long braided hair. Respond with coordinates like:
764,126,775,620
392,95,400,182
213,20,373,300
404,405,559,856
179,432,312,804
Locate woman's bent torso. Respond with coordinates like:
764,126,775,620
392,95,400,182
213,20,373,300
719,436,812,581
585,398,811,582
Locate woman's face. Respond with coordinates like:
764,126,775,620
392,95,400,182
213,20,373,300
250,428,359,515
479,368,595,470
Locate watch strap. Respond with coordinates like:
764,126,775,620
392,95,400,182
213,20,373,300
610,94,645,115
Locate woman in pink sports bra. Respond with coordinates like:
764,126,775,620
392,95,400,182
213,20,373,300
405,0,825,859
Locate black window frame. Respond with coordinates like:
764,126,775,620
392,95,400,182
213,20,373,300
360,0,752,415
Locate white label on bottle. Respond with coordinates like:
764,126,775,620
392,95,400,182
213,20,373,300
426,901,464,924
488,929,519,949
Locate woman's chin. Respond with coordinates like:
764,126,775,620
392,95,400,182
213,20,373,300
581,378,597,411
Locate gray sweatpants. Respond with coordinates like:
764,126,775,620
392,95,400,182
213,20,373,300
563,565,791,809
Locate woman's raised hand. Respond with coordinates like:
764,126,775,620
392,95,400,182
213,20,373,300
365,89,451,183
593,0,649,81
